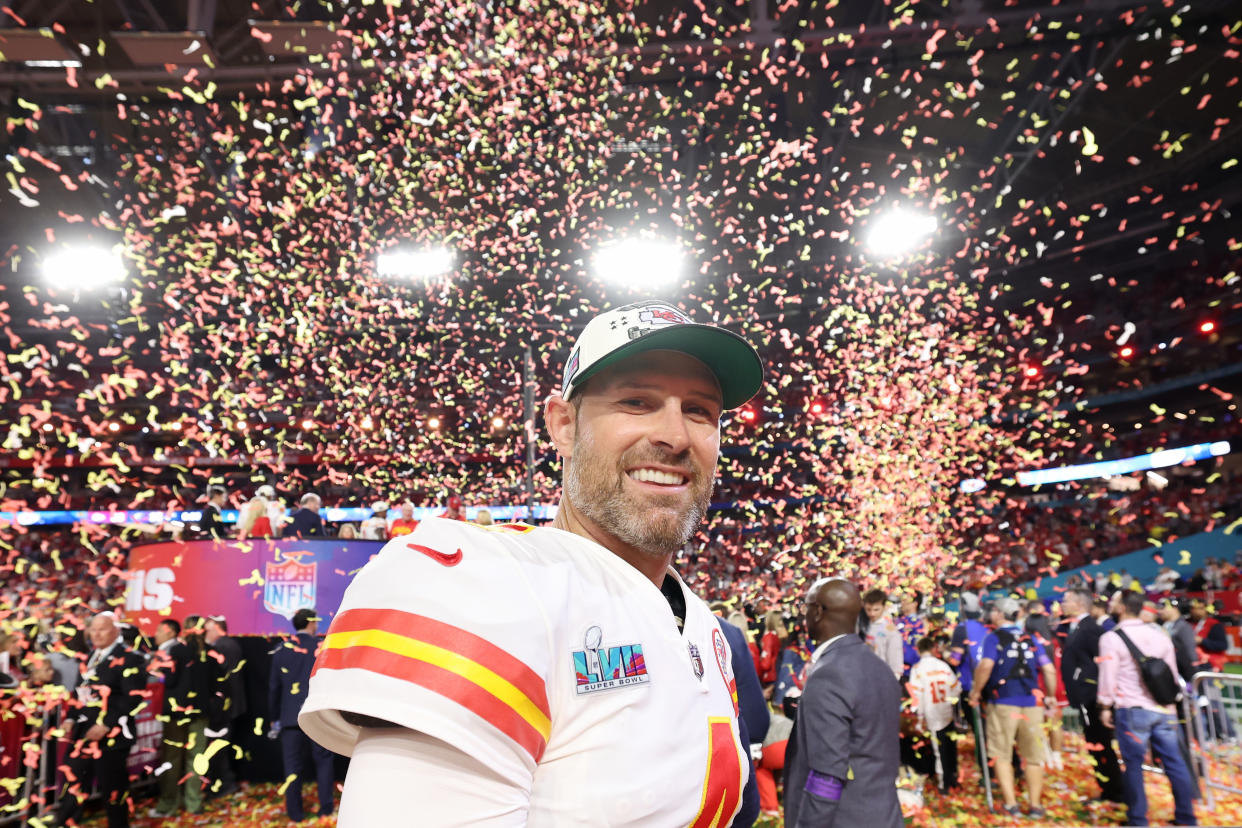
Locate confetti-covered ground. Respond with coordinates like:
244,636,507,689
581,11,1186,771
767,733,1241,827
70,782,338,828
54,734,1242,826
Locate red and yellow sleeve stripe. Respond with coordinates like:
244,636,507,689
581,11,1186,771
314,607,551,762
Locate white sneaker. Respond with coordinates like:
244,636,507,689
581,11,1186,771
897,787,925,810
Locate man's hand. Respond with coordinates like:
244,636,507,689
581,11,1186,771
84,724,108,742
967,690,981,707
1099,707,1113,729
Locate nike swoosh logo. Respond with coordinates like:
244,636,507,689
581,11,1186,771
407,542,463,567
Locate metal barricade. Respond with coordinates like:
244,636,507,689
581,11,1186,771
1182,671,1242,809
0,688,161,827
0,691,62,827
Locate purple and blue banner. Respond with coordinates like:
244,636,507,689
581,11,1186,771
124,539,386,637
1,503,558,528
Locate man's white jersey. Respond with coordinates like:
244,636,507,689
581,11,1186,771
300,518,747,827
908,654,961,733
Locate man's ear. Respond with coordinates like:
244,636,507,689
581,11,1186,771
544,392,576,459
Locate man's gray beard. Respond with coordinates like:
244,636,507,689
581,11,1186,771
565,429,711,558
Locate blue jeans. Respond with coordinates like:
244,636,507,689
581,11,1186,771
1115,707,1198,826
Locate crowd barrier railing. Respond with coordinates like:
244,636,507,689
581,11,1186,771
0,688,68,827
1182,671,1242,809
0,682,164,827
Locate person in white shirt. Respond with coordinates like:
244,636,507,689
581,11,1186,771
861,589,904,679
1149,567,1179,593
908,636,962,792
359,501,389,540
299,301,764,826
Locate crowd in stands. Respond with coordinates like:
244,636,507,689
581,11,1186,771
967,474,1242,589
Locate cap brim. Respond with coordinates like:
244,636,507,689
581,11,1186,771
571,324,763,410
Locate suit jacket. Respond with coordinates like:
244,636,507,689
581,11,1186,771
1060,614,1104,708
152,639,189,715
784,635,902,828
283,508,325,539
268,632,319,729
1166,617,1198,682
199,502,226,539
74,642,147,749
716,618,769,828
209,635,248,725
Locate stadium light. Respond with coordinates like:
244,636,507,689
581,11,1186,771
1199,320,1217,334
1016,440,1232,486
42,245,126,289
491,416,506,429
864,208,937,258
376,246,454,280
592,237,683,289
427,416,441,430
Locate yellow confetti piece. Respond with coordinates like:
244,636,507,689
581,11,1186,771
193,738,231,777
1081,126,1098,155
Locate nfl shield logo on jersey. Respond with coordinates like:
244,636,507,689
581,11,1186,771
688,643,705,681
572,626,650,695
263,556,317,618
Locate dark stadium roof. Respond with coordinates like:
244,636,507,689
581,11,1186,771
1,0,1239,456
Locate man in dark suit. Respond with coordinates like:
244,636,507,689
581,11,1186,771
54,612,147,828
269,608,336,821
149,618,190,817
784,578,902,828
715,615,769,828
1058,587,1124,803
205,615,248,796
282,493,325,539
198,485,228,539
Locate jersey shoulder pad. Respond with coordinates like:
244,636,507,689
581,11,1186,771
299,517,554,787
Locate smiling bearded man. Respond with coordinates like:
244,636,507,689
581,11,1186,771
562,349,717,567
300,300,763,827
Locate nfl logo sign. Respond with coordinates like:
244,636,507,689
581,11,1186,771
688,643,705,681
263,557,317,617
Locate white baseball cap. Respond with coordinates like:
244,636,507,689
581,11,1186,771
561,300,762,410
